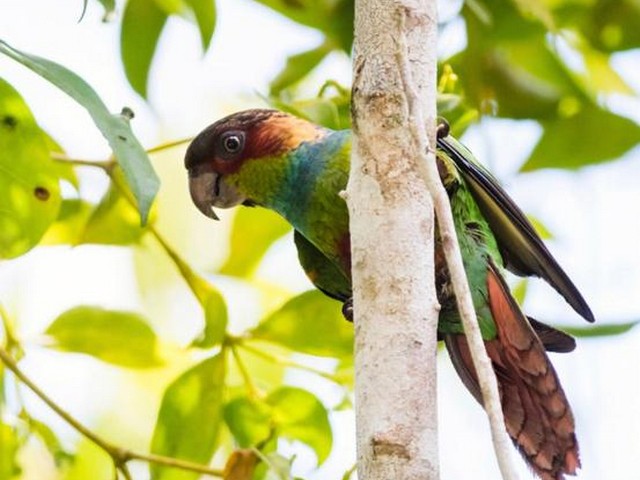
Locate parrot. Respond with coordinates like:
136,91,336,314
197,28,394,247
184,109,594,480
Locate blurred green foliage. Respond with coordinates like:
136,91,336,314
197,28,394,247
0,0,638,479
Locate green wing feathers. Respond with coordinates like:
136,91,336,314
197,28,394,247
438,135,595,324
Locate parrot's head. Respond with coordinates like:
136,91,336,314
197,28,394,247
185,109,325,220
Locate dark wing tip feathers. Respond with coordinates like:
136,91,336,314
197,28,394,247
437,136,595,324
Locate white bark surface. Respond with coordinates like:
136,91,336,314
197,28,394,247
395,24,521,480
348,1,439,479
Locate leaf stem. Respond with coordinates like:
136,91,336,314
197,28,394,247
229,342,261,399
0,346,223,478
238,341,343,383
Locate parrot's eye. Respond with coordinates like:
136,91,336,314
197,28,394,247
220,131,244,156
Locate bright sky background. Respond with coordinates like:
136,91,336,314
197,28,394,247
1,0,640,479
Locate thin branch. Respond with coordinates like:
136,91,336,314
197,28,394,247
146,137,193,155
0,346,223,478
395,12,520,480
123,450,224,477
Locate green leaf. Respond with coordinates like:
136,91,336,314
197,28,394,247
251,290,353,358
121,0,168,98
184,0,216,50
80,0,117,21
269,81,351,130
150,354,225,480
191,287,228,348
22,414,73,466
509,0,555,31
224,396,273,448
512,278,528,305
220,208,291,277
0,77,62,259
225,387,332,466
154,0,186,14
252,0,333,35
270,43,332,95
526,214,553,240
0,40,160,224
578,40,634,94
521,105,640,171
563,321,639,338
45,306,162,368
81,182,147,245
554,0,640,52
41,199,93,246
267,387,332,465
98,0,116,17
0,421,21,479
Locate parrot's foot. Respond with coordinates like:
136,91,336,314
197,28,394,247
342,298,354,322
436,117,450,139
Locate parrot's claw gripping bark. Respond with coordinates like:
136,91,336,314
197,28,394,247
342,298,354,322
436,117,450,139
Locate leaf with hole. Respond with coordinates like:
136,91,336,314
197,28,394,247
0,77,62,259
0,40,160,224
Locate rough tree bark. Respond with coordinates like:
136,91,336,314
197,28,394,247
347,1,439,479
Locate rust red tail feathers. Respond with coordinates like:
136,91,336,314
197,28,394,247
445,263,580,480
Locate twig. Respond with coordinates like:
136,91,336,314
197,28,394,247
395,11,520,480
145,137,193,155
0,346,223,478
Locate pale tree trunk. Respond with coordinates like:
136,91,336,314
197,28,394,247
348,1,521,479
347,1,439,479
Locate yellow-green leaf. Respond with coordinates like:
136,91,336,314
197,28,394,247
563,321,639,338
526,214,553,240
45,306,162,368
41,199,93,245
185,0,216,51
0,77,62,259
150,353,225,480
0,421,21,479
251,290,353,358
220,208,291,278
521,104,640,170
512,278,528,305
270,42,332,95
81,183,148,245
226,387,332,466
267,387,332,465
121,0,168,98
224,396,272,448
191,287,228,348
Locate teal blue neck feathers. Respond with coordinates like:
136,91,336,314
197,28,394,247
270,130,351,233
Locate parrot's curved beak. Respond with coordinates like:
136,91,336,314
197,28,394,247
188,164,245,220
